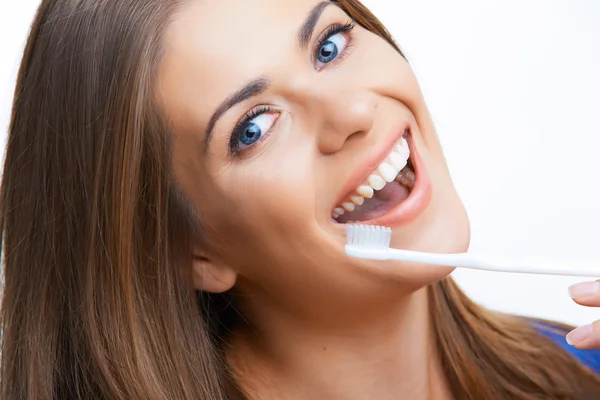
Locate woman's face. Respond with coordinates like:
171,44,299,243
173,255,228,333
159,0,469,319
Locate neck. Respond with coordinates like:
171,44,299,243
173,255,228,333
228,288,454,400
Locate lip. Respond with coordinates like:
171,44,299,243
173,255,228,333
331,126,432,228
333,124,409,209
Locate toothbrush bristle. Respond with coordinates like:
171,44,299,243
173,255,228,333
345,224,392,249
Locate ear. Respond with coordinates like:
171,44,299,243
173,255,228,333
191,254,237,293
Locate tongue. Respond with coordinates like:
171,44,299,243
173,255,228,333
337,181,409,223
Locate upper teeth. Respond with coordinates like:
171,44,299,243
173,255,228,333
357,185,374,199
332,137,410,219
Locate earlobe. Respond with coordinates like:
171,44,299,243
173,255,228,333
191,256,237,293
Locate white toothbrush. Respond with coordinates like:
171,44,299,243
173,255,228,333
345,224,600,277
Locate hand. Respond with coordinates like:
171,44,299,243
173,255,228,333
567,281,600,349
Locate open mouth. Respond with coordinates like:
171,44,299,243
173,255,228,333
333,130,416,224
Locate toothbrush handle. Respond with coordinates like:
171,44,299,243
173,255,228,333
385,248,600,278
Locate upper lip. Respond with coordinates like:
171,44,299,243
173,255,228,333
333,123,409,209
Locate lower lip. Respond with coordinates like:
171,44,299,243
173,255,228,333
353,134,432,227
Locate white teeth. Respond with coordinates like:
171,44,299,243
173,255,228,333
388,152,408,171
378,163,398,183
396,144,410,160
351,196,365,206
368,174,386,190
342,202,355,212
334,136,412,219
357,185,374,199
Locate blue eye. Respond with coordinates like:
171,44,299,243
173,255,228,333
240,122,261,146
317,33,348,65
317,39,339,64
315,22,354,69
231,108,278,152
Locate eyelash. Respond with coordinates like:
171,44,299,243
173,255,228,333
229,105,276,155
228,21,356,157
314,21,356,67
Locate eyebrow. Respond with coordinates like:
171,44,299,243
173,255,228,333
204,1,335,150
298,1,333,49
204,77,270,150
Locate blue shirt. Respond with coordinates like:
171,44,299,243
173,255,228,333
534,321,600,375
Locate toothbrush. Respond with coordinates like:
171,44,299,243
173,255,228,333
345,224,600,277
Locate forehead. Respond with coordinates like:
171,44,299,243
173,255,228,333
158,0,338,134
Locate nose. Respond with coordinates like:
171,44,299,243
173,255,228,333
282,74,377,154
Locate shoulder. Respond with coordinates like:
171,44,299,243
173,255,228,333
532,319,600,375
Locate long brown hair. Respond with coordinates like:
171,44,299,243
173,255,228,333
1,0,598,399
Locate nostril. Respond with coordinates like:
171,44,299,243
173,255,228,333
318,128,366,155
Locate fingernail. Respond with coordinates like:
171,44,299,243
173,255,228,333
566,324,593,346
568,282,600,299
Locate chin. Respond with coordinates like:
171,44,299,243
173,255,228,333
350,194,470,288
392,195,471,285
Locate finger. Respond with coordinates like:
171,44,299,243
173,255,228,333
568,281,600,307
567,320,600,349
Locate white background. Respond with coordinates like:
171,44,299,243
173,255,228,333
1,1,599,326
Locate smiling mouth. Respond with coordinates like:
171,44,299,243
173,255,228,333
333,130,416,224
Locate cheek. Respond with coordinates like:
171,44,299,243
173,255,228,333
354,34,444,148
352,34,424,107
205,149,321,265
